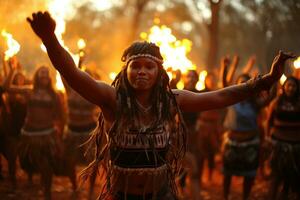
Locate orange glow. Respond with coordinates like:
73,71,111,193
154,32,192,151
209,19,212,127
294,57,300,69
40,44,47,53
280,74,287,85
167,71,173,80
109,72,117,80
1,30,20,61
77,38,86,49
176,81,184,90
140,25,197,74
55,72,65,92
43,0,83,91
196,70,208,91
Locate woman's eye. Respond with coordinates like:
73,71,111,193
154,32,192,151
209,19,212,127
131,63,139,69
146,65,155,70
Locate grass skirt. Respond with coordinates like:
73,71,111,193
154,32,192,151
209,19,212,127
270,138,300,192
19,129,58,175
64,125,95,165
222,134,259,177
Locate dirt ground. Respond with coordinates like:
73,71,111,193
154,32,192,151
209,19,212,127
0,154,275,200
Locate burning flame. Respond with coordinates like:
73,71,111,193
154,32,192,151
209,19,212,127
40,44,47,53
196,70,208,91
140,25,208,90
56,72,65,92
280,74,287,85
140,25,196,74
42,0,82,91
77,38,86,49
109,72,117,80
294,57,300,69
1,30,20,61
167,71,173,80
176,81,184,90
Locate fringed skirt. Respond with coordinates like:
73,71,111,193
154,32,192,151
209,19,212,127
19,127,58,175
64,123,96,165
222,134,260,177
102,165,176,200
270,137,300,191
108,186,175,200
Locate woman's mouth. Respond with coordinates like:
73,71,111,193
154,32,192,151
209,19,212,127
136,78,148,81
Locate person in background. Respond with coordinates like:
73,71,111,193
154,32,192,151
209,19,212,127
222,73,272,200
4,65,72,200
180,69,201,199
266,76,300,199
197,72,224,185
63,68,100,198
0,56,27,190
169,69,181,89
27,11,294,200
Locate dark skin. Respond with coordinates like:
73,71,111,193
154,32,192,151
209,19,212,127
266,79,300,199
223,74,265,200
26,11,295,124
27,11,295,196
266,79,300,142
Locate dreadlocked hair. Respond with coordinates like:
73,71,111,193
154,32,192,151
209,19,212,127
80,41,187,199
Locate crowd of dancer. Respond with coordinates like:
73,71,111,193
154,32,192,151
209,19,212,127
0,11,299,200
0,54,100,199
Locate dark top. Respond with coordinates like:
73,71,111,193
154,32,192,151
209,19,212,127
110,123,170,168
272,97,300,131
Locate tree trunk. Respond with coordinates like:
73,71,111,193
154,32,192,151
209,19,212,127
128,0,149,44
207,0,222,69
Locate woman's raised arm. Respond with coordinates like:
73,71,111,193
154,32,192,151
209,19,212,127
26,11,115,109
175,51,295,112
3,57,32,94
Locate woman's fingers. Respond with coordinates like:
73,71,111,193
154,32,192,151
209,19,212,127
278,51,296,60
26,17,33,24
29,11,46,23
283,52,296,59
44,11,51,20
32,13,37,20
37,11,43,17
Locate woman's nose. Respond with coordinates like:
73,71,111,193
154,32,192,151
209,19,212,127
137,67,146,75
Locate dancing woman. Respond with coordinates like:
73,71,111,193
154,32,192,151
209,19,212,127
4,65,67,200
0,56,27,189
63,69,100,198
27,11,294,200
222,73,270,200
267,76,300,199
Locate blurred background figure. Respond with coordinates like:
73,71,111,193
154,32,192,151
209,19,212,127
4,64,73,200
63,60,101,199
266,76,300,200
196,72,224,185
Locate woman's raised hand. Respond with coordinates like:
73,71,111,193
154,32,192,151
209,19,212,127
26,11,56,41
8,56,18,71
268,51,296,82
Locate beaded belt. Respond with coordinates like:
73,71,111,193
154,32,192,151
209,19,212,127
21,127,55,136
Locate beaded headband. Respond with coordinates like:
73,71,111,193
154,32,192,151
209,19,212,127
125,54,164,66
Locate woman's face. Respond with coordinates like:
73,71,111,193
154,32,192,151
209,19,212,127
184,71,198,90
37,68,50,87
284,79,298,98
14,74,25,86
127,57,159,92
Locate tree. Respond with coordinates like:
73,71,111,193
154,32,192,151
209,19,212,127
207,0,223,69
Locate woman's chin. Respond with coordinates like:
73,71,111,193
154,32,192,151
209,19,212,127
133,85,152,91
